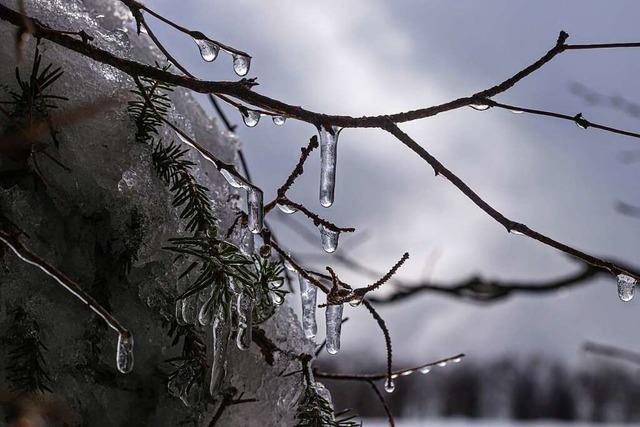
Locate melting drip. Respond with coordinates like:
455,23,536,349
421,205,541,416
272,115,286,126
469,104,490,111
116,332,134,374
299,274,318,338
384,378,395,393
319,224,339,253
235,291,254,351
318,125,341,207
325,303,343,354
247,188,264,234
233,54,251,76
194,38,219,62
617,274,636,302
419,367,431,374
277,203,297,214
210,313,230,396
242,110,260,127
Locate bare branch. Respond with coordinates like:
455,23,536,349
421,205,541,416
583,341,640,366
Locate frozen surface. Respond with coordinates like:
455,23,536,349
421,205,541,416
0,0,312,425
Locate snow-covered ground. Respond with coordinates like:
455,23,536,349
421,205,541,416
364,420,634,427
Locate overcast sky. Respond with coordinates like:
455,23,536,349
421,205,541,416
147,1,640,367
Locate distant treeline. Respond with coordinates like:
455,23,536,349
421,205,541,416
320,355,640,423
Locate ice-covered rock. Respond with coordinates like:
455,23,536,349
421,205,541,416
0,0,312,425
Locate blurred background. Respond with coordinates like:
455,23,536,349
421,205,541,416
147,1,640,424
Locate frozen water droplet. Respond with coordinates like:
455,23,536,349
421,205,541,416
277,203,297,214
272,115,286,126
453,357,462,363
233,54,251,76
318,125,341,207
469,103,490,111
419,367,431,374
259,244,271,258
116,332,134,374
210,314,230,396
437,361,448,367
348,295,363,307
319,224,339,253
194,38,219,62
391,373,399,379
247,188,264,234
299,274,318,338
271,292,284,305
175,300,187,326
617,274,636,302
242,110,260,127
401,370,413,376
510,229,525,236
240,229,255,256
384,378,395,393
325,303,343,354
235,291,254,350
220,169,246,189
509,108,524,114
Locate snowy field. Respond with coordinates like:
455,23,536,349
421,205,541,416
363,420,635,427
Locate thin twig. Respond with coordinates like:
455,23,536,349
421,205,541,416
367,380,395,427
583,341,640,366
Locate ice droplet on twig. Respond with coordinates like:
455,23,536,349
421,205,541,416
617,274,636,302
242,110,260,127
194,38,219,62
210,313,230,396
469,103,490,111
419,367,431,374
318,125,341,207
319,224,339,253
384,378,395,393
325,303,343,354
233,54,251,76
299,274,318,338
116,332,134,374
277,203,297,214
272,115,286,126
247,188,264,234
235,291,254,350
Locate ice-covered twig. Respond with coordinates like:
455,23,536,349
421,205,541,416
314,353,465,382
276,197,355,234
0,229,129,335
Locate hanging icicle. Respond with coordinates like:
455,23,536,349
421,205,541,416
209,312,230,396
235,291,254,350
325,303,343,354
318,125,342,208
318,224,339,253
116,332,134,374
298,274,318,339
193,38,219,62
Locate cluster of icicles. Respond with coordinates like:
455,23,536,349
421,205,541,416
173,273,283,397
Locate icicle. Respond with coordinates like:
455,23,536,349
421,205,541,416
617,274,636,302
235,291,254,350
469,103,490,111
318,125,341,207
325,303,343,354
116,332,134,374
277,203,297,214
233,54,251,76
247,188,264,234
384,378,395,393
318,224,339,253
209,313,230,396
419,367,431,374
242,110,260,127
272,115,286,126
299,274,318,338
240,229,255,256
194,38,219,62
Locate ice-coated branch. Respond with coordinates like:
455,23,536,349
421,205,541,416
483,99,640,141
0,229,129,336
276,196,356,234
384,121,640,282
314,353,465,382
583,341,640,366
